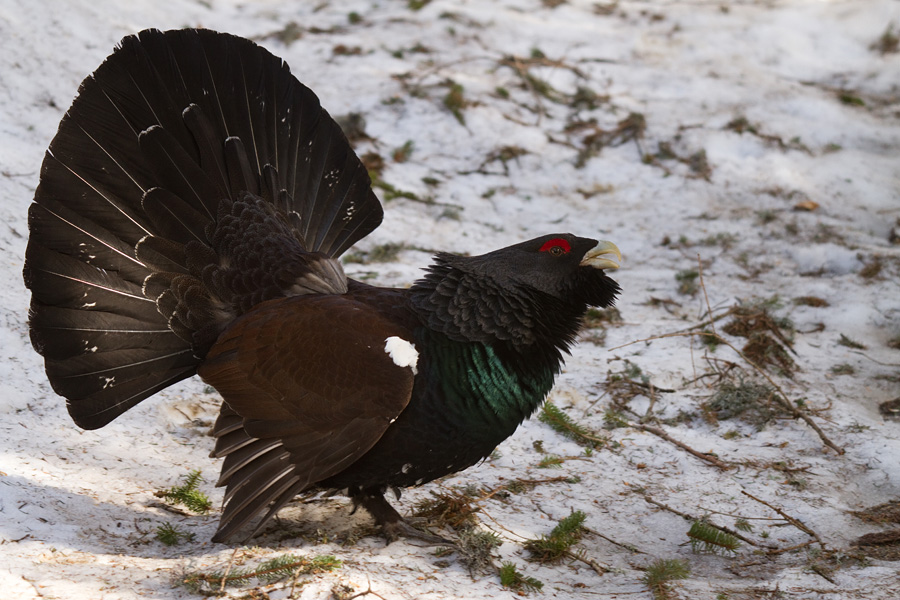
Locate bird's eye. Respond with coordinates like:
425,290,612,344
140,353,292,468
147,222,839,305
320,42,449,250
539,238,572,256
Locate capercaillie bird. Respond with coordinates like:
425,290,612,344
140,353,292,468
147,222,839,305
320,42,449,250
23,28,621,543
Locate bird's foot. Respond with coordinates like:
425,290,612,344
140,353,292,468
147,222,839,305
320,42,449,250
350,487,454,547
381,518,454,546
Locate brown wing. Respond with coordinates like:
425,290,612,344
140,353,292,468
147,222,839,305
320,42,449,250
198,293,416,542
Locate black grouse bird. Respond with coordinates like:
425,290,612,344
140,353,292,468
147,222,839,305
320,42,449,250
24,28,621,543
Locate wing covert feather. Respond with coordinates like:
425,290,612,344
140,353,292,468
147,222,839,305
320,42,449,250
199,294,416,479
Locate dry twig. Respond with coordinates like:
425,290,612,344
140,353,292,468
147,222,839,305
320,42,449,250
642,494,779,550
609,330,843,454
741,490,826,549
629,422,732,470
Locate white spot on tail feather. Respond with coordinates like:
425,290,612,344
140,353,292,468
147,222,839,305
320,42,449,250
384,336,418,375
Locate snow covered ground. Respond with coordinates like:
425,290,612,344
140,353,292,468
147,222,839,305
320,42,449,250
1,0,899,598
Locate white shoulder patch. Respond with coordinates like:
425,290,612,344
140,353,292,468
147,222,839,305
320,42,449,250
384,336,419,375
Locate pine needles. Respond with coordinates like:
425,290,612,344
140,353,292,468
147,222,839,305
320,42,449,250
499,561,544,593
539,401,607,448
457,529,502,574
414,488,481,530
687,520,741,554
642,559,690,600
721,301,796,377
500,510,591,594
524,510,587,563
704,378,781,428
155,522,194,546
182,554,341,594
158,469,212,514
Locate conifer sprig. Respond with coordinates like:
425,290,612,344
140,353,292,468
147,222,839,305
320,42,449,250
155,522,194,546
687,520,741,554
499,561,544,593
539,401,607,448
524,510,587,563
642,559,690,600
159,469,212,514
182,554,341,592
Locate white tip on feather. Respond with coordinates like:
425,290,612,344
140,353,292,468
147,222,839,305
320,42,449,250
384,336,419,375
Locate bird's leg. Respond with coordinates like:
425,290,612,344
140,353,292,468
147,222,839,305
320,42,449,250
350,487,452,546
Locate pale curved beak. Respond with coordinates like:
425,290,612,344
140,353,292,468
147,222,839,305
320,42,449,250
580,240,621,270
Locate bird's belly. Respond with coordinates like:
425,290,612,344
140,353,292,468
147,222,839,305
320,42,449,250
319,407,518,491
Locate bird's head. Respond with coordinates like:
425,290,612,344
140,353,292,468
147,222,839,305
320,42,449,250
462,233,621,309
410,233,621,347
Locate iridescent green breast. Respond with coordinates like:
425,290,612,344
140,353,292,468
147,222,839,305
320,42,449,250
423,330,557,438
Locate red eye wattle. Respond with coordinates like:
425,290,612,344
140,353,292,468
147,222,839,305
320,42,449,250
539,238,571,254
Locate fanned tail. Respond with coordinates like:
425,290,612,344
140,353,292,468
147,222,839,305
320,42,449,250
25,28,383,430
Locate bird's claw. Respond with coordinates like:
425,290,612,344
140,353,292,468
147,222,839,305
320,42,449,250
382,519,455,547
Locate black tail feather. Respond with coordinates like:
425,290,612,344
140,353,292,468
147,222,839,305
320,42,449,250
59,357,198,429
29,306,182,359
137,124,224,220
141,187,211,245
25,245,155,322
25,28,384,429
208,405,310,543
27,197,148,283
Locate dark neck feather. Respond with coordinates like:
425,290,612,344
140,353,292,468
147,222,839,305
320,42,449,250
409,253,589,360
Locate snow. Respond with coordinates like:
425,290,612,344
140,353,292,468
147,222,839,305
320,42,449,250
2,0,900,598
384,336,419,374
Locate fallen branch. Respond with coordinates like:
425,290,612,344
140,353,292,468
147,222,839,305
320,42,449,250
630,422,732,471
642,494,779,550
741,490,825,549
